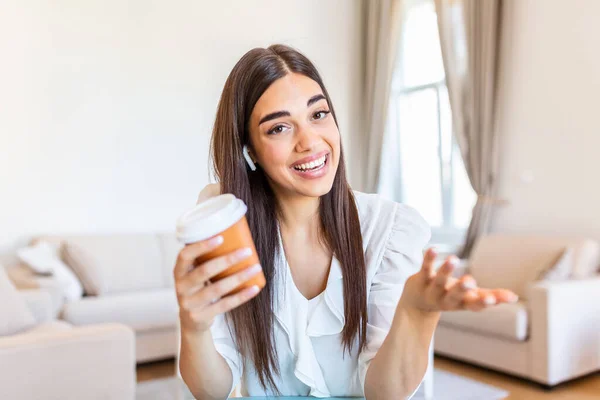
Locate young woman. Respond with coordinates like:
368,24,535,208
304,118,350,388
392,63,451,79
174,44,517,399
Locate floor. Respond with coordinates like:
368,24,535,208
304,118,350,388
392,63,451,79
137,356,600,399
434,356,600,400
137,358,176,383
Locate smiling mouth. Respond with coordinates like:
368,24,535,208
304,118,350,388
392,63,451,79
292,153,329,172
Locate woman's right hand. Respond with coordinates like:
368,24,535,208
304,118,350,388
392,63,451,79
174,235,263,333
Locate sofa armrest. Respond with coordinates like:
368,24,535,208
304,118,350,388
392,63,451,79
528,277,600,385
0,323,136,400
19,289,55,323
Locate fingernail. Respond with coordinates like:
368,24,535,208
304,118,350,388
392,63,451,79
484,296,496,305
233,247,253,261
208,236,224,246
509,294,519,303
461,280,477,290
448,256,459,266
245,264,262,276
248,285,260,294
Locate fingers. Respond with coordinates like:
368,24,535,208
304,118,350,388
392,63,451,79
462,288,518,311
490,289,519,303
421,252,520,313
431,255,459,299
440,275,477,310
175,239,263,333
463,290,486,311
181,264,262,309
173,235,224,279
181,284,262,333
176,247,254,297
421,248,437,280
477,289,499,307
198,285,262,321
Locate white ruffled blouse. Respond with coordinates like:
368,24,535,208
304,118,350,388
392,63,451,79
198,185,431,398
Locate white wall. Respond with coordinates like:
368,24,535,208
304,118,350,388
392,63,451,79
0,0,363,257
492,0,600,241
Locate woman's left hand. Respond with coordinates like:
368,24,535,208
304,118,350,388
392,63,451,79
399,248,519,314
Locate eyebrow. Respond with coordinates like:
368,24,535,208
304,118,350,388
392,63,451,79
259,111,290,126
307,94,326,107
258,93,327,126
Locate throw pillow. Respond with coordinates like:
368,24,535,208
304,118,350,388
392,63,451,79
0,265,36,336
17,241,83,302
570,239,600,279
539,247,573,282
62,243,102,296
61,235,165,296
16,241,58,274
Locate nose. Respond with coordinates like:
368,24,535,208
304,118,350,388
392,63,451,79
294,125,321,153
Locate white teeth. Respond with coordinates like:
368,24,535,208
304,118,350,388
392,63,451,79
294,155,327,171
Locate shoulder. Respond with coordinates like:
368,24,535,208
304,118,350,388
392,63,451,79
352,190,431,257
196,183,221,205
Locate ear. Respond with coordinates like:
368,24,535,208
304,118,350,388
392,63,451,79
243,145,257,171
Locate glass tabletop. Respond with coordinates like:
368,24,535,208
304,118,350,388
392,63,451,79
137,377,364,400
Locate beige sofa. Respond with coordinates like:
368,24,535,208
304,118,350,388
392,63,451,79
9,233,182,363
0,288,136,400
434,234,600,387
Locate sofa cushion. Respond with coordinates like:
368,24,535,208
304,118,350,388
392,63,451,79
0,266,36,336
157,232,183,288
468,235,600,299
61,289,178,332
439,301,528,342
18,289,56,323
60,234,165,295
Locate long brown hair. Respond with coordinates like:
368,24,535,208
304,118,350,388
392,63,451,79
210,44,366,392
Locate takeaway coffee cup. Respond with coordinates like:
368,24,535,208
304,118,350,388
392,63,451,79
176,194,265,294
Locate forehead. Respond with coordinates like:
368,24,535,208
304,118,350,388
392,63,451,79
251,73,324,118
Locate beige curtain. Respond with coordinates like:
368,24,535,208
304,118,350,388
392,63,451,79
435,0,504,258
362,0,403,193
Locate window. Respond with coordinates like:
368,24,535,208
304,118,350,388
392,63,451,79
379,0,476,246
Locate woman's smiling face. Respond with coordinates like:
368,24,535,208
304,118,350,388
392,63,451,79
248,73,340,199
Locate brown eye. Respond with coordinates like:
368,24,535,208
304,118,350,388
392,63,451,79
268,124,288,135
312,110,330,120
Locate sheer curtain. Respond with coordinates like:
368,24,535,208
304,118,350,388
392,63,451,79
435,0,505,257
362,0,404,193
378,0,477,247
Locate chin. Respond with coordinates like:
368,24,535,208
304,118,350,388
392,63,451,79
271,171,338,199
297,180,335,198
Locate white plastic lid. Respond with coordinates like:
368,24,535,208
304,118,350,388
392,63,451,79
176,194,248,244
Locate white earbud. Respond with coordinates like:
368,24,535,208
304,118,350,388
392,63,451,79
243,145,257,171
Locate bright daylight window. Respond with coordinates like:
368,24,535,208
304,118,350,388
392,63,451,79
385,0,476,245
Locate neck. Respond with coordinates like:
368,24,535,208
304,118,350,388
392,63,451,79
276,193,321,233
